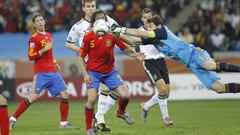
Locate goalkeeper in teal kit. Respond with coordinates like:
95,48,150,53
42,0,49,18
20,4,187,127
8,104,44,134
112,15,240,94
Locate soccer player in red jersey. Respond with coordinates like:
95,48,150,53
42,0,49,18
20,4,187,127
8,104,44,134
0,95,9,135
9,14,73,130
79,10,145,135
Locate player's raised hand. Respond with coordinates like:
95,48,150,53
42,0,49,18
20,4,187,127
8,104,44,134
39,42,53,56
111,24,127,34
83,73,92,85
55,63,61,70
136,52,146,61
45,42,53,50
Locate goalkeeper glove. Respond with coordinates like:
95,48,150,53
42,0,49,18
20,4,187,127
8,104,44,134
111,24,127,34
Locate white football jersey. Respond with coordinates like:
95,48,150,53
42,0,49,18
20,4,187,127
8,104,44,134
137,26,165,60
66,16,118,47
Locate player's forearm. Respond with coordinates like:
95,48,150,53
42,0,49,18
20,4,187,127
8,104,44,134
123,48,138,58
120,34,143,45
65,42,80,53
78,56,88,75
125,28,149,38
39,43,53,56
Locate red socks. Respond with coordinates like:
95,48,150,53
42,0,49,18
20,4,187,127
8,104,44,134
117,98,129,115
85,106,94,130
0,105,9,135
60,99,69,122
13,99,31,119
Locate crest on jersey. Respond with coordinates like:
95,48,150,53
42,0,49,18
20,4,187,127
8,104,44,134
106,39,112,47
30,42,35,48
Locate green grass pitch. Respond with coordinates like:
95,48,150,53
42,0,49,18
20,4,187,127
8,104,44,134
8,99,240,135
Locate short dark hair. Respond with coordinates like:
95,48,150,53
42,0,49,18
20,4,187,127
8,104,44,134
147,15,164,26
141,8,153,18
32,14,42,23
82,0,96,7
90,10,107,27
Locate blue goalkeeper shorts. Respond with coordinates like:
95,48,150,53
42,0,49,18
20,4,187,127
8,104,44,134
34,72,67,96
86,69,124,91
189,48,219,89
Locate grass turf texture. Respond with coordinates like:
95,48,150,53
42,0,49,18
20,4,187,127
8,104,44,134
8,100,240,135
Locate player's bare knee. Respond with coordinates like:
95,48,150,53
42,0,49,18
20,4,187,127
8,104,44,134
60,90,69,99
87,98,97,107
203,61,217,70
28,93,39,103
120,93,129,100
0,96,7,105
115,85,129,99
155,79,168,96
211,82,226,93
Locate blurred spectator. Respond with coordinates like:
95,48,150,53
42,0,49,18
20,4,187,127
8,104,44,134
195,23,214,57
69,64,79,77
184,0,239,52
97,0,114,12
179,26,194,43
210,25,228,51
0,0,189,33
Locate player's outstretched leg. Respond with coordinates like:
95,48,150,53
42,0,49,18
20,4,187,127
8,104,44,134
9,98,33,130
224,83,240,93
116,95,134,125
0,96,9,135
116,86,134,125
139,93,159,122
211,80,240,94
216,62,240,72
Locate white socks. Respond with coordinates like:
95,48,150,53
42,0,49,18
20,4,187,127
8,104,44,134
157,94,170,119
143,93,158,110
96,93,107,124
95,94,117,124
143,93,170,119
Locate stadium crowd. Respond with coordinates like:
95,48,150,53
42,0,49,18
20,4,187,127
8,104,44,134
0,0,239,53
177,0,240,54
0,0,189,33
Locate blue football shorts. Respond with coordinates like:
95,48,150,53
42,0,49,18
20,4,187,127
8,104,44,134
34,72,67,96
86,69,124,91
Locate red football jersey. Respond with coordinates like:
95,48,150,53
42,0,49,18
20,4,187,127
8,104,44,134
80,31,127,74
28,32,57,74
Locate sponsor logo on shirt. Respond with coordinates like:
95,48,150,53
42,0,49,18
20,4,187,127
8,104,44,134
30,43,35,48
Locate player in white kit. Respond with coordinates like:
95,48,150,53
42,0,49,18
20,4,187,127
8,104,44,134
136,8,173,126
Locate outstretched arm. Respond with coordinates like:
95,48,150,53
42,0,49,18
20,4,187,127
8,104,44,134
65,42,80,53
111,24,150,38
122,47,145,61
119,34,143,45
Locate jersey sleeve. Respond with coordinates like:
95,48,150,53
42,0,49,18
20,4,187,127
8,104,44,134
114,36,127,50
79,35,90,57
106,15,118,26
141,37,160,45
150,27,167,40
28,37,40,61
66,24,79,43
